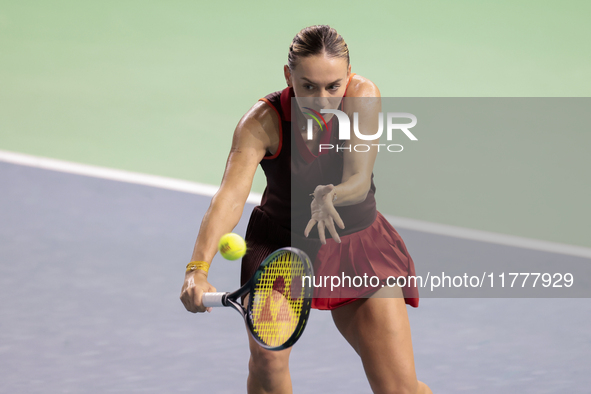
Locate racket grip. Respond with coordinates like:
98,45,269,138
202,292,227,307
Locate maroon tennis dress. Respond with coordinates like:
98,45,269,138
240,73,419,310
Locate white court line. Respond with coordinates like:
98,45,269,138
0,149,263,205
2,149,591,259
385,214,591,259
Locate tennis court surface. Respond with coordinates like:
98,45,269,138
1,160,590,393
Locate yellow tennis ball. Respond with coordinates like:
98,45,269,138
218,233,247,260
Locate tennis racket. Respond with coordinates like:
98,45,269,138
202,247,314,351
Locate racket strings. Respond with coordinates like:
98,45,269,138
250,251,306,347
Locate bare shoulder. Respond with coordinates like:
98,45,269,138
346,74,381,98
233,100,280,155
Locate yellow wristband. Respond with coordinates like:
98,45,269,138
186,261,210,274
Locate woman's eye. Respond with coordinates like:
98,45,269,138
304,85,314,90
329,85,340,91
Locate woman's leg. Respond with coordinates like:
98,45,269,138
331,286,433,394
244,294,293,394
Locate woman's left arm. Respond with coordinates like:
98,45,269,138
304,77,382,243
332,88,381,206
332,77,382,206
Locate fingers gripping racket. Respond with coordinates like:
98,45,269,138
202,247,314,351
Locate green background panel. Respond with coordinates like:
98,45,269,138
371,98,590,249
1,1,590,247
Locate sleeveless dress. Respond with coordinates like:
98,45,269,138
240,74,419,310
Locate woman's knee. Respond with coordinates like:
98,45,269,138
248,342,291,378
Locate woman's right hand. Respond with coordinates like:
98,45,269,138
180,271,217,313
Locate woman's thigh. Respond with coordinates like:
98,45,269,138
243,293,293,366
330,286,418,394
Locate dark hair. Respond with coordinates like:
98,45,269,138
288,25,349,70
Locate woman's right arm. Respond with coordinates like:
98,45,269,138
179,101,279,313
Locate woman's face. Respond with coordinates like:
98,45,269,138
284,53,351,123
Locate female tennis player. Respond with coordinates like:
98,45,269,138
180,25,432,394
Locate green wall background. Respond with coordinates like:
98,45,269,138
1,1,590,247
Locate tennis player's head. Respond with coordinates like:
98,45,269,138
285,25,351,118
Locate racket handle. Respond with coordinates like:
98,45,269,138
202,292,227,307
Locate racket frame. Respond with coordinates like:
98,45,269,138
203,247,314,351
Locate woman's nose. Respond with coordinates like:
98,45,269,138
315,95,329,108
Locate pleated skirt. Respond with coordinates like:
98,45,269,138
240,206,419,310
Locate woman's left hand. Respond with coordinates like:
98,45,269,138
304,184,345,244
